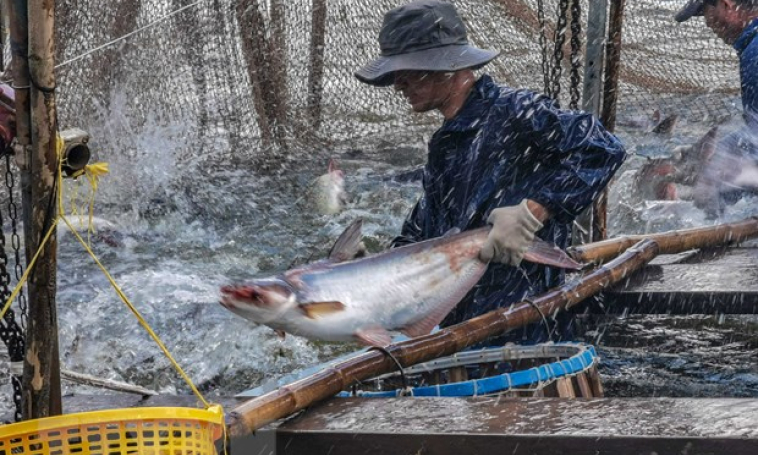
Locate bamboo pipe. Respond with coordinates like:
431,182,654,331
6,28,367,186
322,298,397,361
224,239,660,440
568,216,758,264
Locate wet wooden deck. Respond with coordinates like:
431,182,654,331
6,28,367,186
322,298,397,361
605,246,758,314
268,396,758,455
26,394,758,454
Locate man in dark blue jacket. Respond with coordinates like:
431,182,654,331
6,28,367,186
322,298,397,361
676,0,758,213
355,0,626,342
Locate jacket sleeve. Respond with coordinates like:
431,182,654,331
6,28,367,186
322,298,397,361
740,35,758,126
390,192,428,248
510,91,627,223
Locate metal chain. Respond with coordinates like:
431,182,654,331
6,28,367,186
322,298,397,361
569,0,583,110
0,154,25,423
6,154,27,330
550,0,570,108
536,0,551,98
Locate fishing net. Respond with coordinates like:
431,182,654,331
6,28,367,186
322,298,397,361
9,0,745,167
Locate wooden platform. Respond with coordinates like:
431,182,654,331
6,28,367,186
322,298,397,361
605,246,758,314
256,396,758,455
20,394,758,454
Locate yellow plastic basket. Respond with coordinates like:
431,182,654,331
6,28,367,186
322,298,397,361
0,406,224,455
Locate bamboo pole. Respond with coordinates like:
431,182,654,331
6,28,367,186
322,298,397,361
224,239,660,440
568,216,758,264
593,0,625,242
60,369,158,396
25,0,62,418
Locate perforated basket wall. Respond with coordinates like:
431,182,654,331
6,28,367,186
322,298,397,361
0,407,223,455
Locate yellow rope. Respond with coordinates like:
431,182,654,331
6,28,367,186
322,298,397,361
1,134,217,412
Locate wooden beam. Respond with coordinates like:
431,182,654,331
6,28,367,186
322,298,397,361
25,0,61,419
307,0,327,132
593,0,626,242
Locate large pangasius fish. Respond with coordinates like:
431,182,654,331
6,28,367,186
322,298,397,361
220,219,583,347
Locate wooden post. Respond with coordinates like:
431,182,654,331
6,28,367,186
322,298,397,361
24,0,62,419
308,0,327,132
574,0,609,245
593,0,625,242
269,0,289,152
236,0,273,149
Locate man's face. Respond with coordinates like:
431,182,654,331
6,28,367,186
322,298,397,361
392,70,455,113
703,0,746,44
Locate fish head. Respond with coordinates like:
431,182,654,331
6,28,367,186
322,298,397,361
328,158,345,181
219,278,296,323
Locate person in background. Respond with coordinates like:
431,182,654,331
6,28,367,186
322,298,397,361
676,0,758,214
354,0,626,343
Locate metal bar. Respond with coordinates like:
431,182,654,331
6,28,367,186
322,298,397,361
582,0,608,117
574,0,609,245
25,0,62,419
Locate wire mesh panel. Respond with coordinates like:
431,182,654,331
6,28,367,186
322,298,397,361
47,0,741,169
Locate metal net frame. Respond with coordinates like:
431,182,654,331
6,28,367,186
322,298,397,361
35,0,740,172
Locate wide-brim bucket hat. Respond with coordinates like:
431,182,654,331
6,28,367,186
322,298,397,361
675,0,706,22
355,0,499,87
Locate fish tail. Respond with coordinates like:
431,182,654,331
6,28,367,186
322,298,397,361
525,238,586,270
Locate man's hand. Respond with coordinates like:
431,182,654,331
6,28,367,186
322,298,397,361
479,199,545,266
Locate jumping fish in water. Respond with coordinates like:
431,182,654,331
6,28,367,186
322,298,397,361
634,127,719,201
618,110,678,135
219,219,584,347
309,158,348,215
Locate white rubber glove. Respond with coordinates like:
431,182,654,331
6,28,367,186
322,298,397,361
479,199,544,266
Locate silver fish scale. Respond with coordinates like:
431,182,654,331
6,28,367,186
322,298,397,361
287,232,488,339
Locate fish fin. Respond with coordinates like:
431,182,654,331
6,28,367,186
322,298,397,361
525,238,586,270
398,314,440,339
275,329,286,340
442,227,461,237
327,218,364,263
354,326,393,347
299,301,346,319
651,114,678,135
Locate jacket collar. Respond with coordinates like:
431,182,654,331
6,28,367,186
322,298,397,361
734,17,758,54
438,75,499,132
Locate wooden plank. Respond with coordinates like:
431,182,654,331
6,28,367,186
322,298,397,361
556,377,576,398
574,372,594,398
605,247,758,314
586,366,604,397
275,397,758,455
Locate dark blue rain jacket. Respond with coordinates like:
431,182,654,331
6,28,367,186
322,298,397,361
392,75,626,343
736,18,758,124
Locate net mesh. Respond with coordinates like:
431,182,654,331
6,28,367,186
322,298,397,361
31,0,744,168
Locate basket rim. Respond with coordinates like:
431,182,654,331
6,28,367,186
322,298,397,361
0,406,224,439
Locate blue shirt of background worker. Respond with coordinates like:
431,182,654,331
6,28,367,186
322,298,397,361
677,1,758,123
355,0,626,343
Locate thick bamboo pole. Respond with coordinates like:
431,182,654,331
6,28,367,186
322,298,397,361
568,217,758,264
225,239,660,440
25,0,62,418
